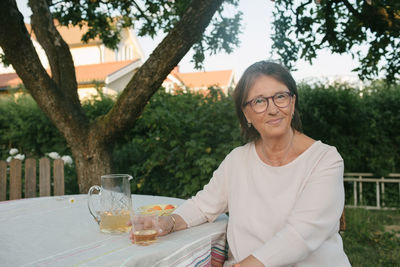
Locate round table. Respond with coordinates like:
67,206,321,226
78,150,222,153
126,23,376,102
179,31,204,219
0,194,228,266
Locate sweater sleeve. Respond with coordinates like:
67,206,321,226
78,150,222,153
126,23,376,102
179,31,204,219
174,155,230,227
252,147,345,266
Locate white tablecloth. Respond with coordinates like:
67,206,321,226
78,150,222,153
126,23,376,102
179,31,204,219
0,194,228,267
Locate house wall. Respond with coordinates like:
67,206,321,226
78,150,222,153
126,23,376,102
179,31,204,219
114,29,143,61
0,40,49,74
106,70,137,93
0,46,15,74
33,40,50,69
103,46,116,63
77,87,99,101
77,85,117,102
0,61,15,74
70,45,101,66
128,29,144,60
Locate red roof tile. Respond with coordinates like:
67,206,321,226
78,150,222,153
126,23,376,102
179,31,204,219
0,73,21,89
25,21,100,46
175,70,233,88
75,60,135,82
0,60,137,88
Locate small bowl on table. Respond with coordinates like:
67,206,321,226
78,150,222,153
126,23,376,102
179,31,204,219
139,204,177,216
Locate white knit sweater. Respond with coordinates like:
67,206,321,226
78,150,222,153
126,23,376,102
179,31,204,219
174,141,351,266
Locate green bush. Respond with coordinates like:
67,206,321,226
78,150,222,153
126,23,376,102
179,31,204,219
0,96,68,159
112,88,242,198
0,94,115,195
1,83,399,200
298,82,400,175
298,83,368,172
361,82,400,175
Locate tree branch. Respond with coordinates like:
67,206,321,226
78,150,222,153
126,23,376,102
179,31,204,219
0,0,88,149
295,0,312,32
320,0,336,45
99,0,225,142
341,0,363,21
0,1,54,105
132,0,153,27
28,0,80,105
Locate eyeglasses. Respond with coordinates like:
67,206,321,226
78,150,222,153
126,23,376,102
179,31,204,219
244,92,293,113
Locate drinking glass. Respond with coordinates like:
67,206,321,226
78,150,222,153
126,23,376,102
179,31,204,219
131,211,159,246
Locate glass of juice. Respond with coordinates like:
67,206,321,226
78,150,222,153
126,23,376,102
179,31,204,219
131,211,159,246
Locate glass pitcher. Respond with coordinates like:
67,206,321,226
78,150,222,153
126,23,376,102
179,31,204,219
88,174,133,234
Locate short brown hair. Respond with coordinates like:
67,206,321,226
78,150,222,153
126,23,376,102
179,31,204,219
233,61,302,142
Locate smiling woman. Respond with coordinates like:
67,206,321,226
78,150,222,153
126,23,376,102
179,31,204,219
158,61,351,267
234,61,302,144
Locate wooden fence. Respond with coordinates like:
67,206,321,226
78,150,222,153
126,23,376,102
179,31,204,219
344,172,400,210
0,158,64,201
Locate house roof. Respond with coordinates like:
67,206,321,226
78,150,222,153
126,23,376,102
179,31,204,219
0,73,21,89
175,69,234,88
76,60,137,83
25,21,101,47
0,60,139,89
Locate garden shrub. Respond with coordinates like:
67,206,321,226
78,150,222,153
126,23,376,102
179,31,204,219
112,88,242,198
0,96,68,159
1,83,399,202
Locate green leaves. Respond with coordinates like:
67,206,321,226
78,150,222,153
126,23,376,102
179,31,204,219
48,0,242,67
112,88,241,198
298,81,400,175
271,0,400,83
1,82,399,198
0,96,68,159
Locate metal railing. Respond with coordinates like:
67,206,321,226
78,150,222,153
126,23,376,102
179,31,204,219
344,173,400,210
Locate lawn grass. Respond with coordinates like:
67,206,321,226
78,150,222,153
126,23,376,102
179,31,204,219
342,208,400,266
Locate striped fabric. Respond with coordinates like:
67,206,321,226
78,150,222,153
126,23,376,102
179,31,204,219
211,235,228,265
154,232,227,267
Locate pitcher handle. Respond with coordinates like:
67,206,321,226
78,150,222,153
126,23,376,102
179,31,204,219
88,185,101,224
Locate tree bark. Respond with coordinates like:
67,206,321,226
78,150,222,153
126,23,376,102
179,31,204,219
0,0,224,193
71,138,112,192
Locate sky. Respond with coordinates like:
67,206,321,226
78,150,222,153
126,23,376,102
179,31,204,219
15,0,360,82
136,0,360,82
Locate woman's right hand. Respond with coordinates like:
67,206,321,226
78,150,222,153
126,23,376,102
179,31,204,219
128,214,174,243
157,214,176,236
130,214,187,243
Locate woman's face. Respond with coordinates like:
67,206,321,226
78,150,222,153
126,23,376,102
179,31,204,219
242,75,295,139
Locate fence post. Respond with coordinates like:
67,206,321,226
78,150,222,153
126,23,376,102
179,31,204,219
53,159,64,196
381,176,385,207
9,159,22,200
39,157,51,197
0,160,6,201
25,158,37,198
353,180,357,206
376,181,380,209
359,175,363,205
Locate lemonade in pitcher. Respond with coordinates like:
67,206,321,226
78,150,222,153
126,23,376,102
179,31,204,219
99,211,131,233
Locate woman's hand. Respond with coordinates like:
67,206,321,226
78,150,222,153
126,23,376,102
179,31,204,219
129,214,188,243
157,215,176,236
129,214,185,243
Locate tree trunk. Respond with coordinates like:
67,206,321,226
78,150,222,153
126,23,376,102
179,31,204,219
71,141,112,193
0,0,224,194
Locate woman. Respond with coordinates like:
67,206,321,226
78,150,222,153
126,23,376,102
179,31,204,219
131,61,351,266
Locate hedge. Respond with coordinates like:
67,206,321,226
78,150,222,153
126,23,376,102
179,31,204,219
1,82,399,199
